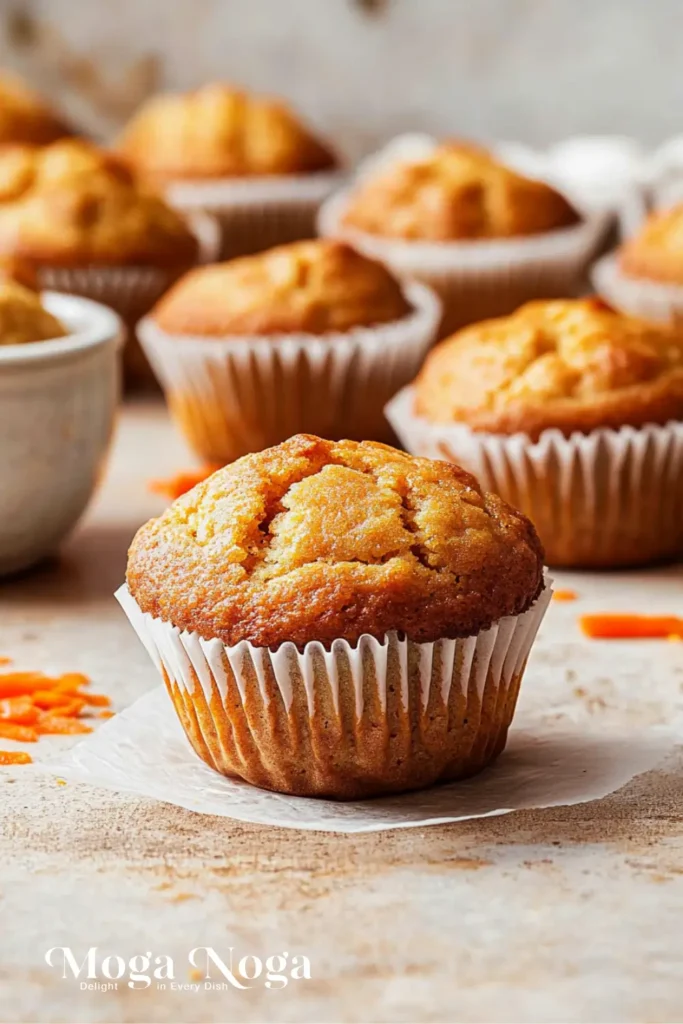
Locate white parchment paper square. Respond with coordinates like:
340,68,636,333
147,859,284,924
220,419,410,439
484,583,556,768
38,686,673,833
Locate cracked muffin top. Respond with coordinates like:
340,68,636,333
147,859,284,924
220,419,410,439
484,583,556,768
116,82,337,181
414,298,683,439
151,240,412,336
0,279,66,346
127,433,544,647
619,204,683,284
341,142,579,242
0,74,71,145
0,139,199,266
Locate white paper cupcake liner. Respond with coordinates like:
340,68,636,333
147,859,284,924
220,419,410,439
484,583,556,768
166,172,343,260
592,252,683,325
115,579,552,800
137,280,441,462
386,385,683,568
318,188,608,336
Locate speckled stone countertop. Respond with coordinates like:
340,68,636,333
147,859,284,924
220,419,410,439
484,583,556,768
1,400,683,1024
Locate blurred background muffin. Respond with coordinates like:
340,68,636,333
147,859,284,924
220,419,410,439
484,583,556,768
0,138,212,386
0,275,66,346
0,71,71,145
116,82,339,259
320,140,605,337
387,298,683,567
139,239,440,460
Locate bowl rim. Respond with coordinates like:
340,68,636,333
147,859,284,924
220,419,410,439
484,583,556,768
0,291,124,367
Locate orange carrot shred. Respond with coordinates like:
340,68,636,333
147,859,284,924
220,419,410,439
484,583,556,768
56,672,91,689
0,721,38,742
580,613,683,639
149,465,222,500
44,699,86,719
71,689,111,707
36,715,93,735
32,690,73,709
0,696,40,725
553,589,578,603
0,750,32,765
98,709,115,719
0,657,12,666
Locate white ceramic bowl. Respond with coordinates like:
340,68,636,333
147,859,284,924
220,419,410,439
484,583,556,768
0,292,123,576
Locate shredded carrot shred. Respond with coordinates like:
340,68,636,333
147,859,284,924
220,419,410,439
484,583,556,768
0,657,12,666
0,750,32,765
0,721,38,742
36,715,93,735
553,589,578,603
0,697,40,725
580,614,683,639
149,464,222,500
0,666,111,740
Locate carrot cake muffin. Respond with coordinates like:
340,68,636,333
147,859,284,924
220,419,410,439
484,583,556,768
388,298,683,567
320,140,602,336
123,433,548,799
139,240,441,460
0,73,71,145
0,278,65,346
116,83,339,259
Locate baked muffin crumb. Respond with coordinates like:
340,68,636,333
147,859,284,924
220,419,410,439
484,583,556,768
0,280,66,346
619,204,683,284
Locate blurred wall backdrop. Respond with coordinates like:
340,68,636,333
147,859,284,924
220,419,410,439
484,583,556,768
0,0,681,158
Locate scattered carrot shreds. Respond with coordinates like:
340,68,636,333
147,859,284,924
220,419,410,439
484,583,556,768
73,690,111,708
95,709,115,719
44,698,86,719
149,464,222,500
580,613,683,640
0,696,40,725
36,715,93,736
0,721,38,742
0,673,50,698
0,657,12,666
56,672,91,690
0,750,32,765
553,589,578,603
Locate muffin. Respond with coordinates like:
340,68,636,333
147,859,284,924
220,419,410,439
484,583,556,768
138,239,441,461
386,298,683,568
0,139,212,384
118,433,549,800
116,82,340,259
319,140,605,337
594,203,683,325
0,278,66,346
0,73,71,145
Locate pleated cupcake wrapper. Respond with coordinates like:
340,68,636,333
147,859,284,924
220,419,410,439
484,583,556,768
166,172,344,260
318,190,608,336
34,213,222,386
386,386,683,568
115,581,552,799
137,280,441,462
592,252,683,325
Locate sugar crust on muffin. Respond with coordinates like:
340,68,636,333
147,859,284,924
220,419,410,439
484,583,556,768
0,139,199,266
127,433,544,648
151,240,412,335
341,142,579,242
116,82,337,181
414,298,683,439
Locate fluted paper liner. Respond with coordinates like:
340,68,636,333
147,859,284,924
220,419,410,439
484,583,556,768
166,171,343,260
137,281,441,461
318,188,607,336
593,252,683,326
387,386,683,568
114,581,552,800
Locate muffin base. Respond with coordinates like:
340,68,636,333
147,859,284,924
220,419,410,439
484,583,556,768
116,582,551,800
138,281,441,462
592,253,683,326
387,386,683,569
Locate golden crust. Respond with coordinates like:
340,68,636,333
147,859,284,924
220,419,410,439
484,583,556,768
127,434,544,648
342,142,579,241
619,204,683,284
0,74,71,145
0,139,199,267
414,298,683,439
0,280,66,345
116,82,337,181
151,240,411,336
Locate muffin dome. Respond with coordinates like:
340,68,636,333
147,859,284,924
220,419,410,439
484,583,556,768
619,204,683,284
0,139,199,266
0,279,66,346
0,73,70,145
341,142,579,241
414,298,683,439
116,82,336,181
127,433,544,648
151,240,412,335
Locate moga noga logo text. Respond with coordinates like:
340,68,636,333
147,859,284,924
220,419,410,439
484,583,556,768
45,946,312,991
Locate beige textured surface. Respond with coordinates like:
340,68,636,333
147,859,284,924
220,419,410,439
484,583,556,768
2,401,683,1024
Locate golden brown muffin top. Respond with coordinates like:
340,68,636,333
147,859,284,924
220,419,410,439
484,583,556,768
127,434,544,647
0,253,39,290
0,279,66,346
414,298,683,439
151,240,411,336
341,142,579,242
116,82,336,181
619,204,683,284
0,139,199,267
0,74,71,145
